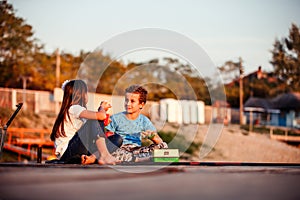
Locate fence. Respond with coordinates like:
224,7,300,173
0,88,55,113
3,127,54,161
1,87,231,125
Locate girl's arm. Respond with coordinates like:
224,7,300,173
79,101,111,120
79,109,106,120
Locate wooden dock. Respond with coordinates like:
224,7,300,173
0,163,299,200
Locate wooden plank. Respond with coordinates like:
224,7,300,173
270,134,300,142
267,125,300,135
3,144,50,159
15,138,54,147
6,128,53,147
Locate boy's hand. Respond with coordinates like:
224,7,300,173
141,130,163,144
141,130,153,139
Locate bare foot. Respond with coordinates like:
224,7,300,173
98,154,120,165
81,154,96,165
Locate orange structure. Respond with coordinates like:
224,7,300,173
3,128,54,161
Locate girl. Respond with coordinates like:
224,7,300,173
50,79,122,165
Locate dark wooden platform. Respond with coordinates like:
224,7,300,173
1,162,300,200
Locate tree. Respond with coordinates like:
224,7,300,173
270,23,300,92
218,58,244,108
0,0,41,88
218,58,243,84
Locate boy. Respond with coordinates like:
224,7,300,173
106,85,168,162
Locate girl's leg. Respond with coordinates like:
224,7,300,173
60,120,103,164
59,132,89,164
60,120,122,164
81,120,123,154
78,120,120,164
96,137,119,165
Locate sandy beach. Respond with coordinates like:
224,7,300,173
160,123,300,163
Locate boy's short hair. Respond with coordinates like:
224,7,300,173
125,85,148,104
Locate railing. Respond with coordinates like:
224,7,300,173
268,126,300,142
4,128,54,161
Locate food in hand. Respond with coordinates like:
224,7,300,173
104,114,110,126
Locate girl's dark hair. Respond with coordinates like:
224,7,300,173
50,80,87,141
125,85,148,104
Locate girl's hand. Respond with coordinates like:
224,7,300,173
99,100,112,112
104,114,111,126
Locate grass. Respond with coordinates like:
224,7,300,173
157,131,201,155
240,124,300,136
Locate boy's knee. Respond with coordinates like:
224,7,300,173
106,134,123,153
108,134,123,148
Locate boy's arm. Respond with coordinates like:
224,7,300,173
144,116,157,131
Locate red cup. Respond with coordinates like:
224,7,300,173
104,114,110,126
105,131,114,137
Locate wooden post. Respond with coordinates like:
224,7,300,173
37,146,42,163
239,58,244,125
34,92,39,114
55,49,61,115
249,110,253,132
19,76,31,111
55,48,61,88
11,90,17,110
270,127,273,137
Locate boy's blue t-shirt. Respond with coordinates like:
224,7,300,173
105,111,156,146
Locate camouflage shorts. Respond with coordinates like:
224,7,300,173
111,142,168,162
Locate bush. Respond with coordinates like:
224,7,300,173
158,131,201,155
0,106,43,128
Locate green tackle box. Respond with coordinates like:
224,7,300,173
153,149,179,162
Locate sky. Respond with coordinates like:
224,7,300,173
9,0,300,74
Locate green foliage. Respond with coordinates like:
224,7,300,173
240,124,300,136
2,1,300,108
97,57,127,94
219,24,300,107
0,1,212,102
0,107,11,127
158,130,201,155
218,58,243,83
270,23,300,92
240,125,269,134
0,106,43,128
0,0,40,88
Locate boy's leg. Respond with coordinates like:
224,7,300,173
106,134,123,153
132,142,168,162
98,119,123,153
111,144,135,162
111,142,168,162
